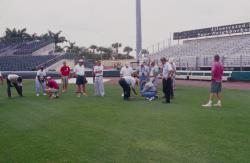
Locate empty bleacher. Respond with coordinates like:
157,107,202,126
149,34,250,70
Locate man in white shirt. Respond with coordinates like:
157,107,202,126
94,60,105,96
7,74,23,98
161,57,173,104
35,66,47,96
120,63,133,77
119,75,138,101
74,59,87,97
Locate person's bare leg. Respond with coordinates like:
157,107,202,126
83,84,87,95
76,85,81,97
214,93,222,107
203,93,214,107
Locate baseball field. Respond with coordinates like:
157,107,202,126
0,80,249,163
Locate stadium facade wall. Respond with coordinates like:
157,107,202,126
230,72,250,81
32,43,55,56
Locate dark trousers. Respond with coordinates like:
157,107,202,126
170,78,174,98
119,79,131,100
163,78,172,103
7,79,23,97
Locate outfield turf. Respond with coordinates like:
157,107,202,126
0,80,250,163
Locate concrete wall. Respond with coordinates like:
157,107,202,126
32,43,56,56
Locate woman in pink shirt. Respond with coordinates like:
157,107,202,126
203,55,224,108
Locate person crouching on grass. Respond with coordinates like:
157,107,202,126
45,76,60,100
7,74,23,98
119,73,139,101
202,55,224,108
140,79,158,101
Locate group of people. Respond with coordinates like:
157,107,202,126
0,59,105,100
0,55,224,107
119,57,176,103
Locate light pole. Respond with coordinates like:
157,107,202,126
136,0,142,62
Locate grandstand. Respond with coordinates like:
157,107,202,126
149,22,250,71
0,39,62,71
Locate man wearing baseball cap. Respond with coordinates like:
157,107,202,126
74,59,87,97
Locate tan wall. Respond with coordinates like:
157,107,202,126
32,43,56,56
102,59,136,67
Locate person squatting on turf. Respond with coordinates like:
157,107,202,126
60,61,71,93
74,59,87,97
93,60,105,96
140,79,158,101
202,55,224,108
36,66,47,96
137,61,150,91
7,74,23,98
45,76,60,100
120,62,133,96
119,74,139,101
161,57,174,104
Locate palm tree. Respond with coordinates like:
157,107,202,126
2,28,31,43
112,42,122,60
123,46,133,59
97,47,108,60
141,49,149,58
89,45,98,54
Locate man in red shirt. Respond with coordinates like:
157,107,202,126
203,55,224,108
45,76,60,100
60,61,71,92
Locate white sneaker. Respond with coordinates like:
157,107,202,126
213,103,222,107
36,94,39,97
146,97,150,100
149,97,155,101
202,102,212,108
43,93,47,96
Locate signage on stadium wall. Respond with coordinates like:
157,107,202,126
173,22,250,40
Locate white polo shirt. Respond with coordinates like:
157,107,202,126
74,64,85,76
162,62,173,79
120,66,133,77
123,76,136,88
94,65,104,77
36,70,46,80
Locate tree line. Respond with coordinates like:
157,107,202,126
0,28,150,60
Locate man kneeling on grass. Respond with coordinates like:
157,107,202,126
45,76,60,100
140,79,158,101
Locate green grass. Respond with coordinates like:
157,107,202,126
0,80,250,163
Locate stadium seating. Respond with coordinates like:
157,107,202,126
0,55,61,71
150,34,250,70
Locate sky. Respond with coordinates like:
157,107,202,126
0,0,250,54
